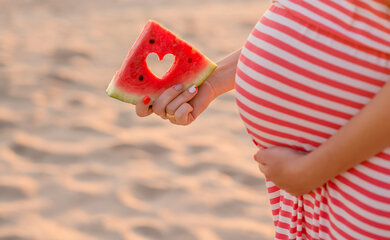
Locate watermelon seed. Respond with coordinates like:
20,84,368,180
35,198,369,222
138,75,144,81
188,58,192,63
149,39,155,44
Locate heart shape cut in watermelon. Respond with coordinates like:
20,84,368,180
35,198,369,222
106,20,217,105
146,52,175,79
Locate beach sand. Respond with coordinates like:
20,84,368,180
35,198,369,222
0,0,273,239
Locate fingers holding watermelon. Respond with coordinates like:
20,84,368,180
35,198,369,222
166,80,216,125
152,84,197,120
135,96,153,117
165,85,198,116
134,82,200,125
171,103,195,125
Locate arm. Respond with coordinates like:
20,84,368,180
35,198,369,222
255,79,390,196
135,49,241,125
305,78,390,184
205,49,242,98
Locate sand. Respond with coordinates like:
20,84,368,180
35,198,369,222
0,0,274,239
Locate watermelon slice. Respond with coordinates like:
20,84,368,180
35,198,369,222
106,20,217,105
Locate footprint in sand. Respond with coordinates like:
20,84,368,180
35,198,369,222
220,166,265,189
1,95,32,110
70,126,111,138
45,72,75,84
0,185,27,202
133,225,164,240
67,98,83,107
179,162,263,191
44,72,91,90
111,142,170,157
214,228,266,240
132,181,186,201
0,120,16,132
133,225,197,240
10,142,46,161
166,226,197,240
0,74,9,95
75,170,110,182
77,221,123,240
109,143,139,157
50,48,91,65
0,216,8,226
211,199,249,217
0,236,34,240
138,142,170,156
186,144,211,154
178,162,220,175
10,143,79,164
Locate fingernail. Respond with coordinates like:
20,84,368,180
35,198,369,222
174,84,183,91
188,85,197,94
142,96,151,105
253,154,257,161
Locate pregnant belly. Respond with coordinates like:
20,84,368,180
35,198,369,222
235,47,383,152
234,9,389,152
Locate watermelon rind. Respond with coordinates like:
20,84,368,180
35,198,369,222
106,62,217,105
106,83,139,105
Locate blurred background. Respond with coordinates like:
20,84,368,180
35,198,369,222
0,0,273,239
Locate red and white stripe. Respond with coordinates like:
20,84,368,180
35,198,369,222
275,0,390,54
236,2,390,239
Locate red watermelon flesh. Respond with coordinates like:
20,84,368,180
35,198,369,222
106,20,217,105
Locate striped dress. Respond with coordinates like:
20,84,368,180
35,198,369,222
235,1,390,239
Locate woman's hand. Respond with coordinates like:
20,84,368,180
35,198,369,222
255,78,390,196
134,49,242,125
254,147,325,196
135,80,216,125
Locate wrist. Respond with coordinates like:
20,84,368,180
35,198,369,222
294,153,331,192
202,79,218,102
206,49,241,97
